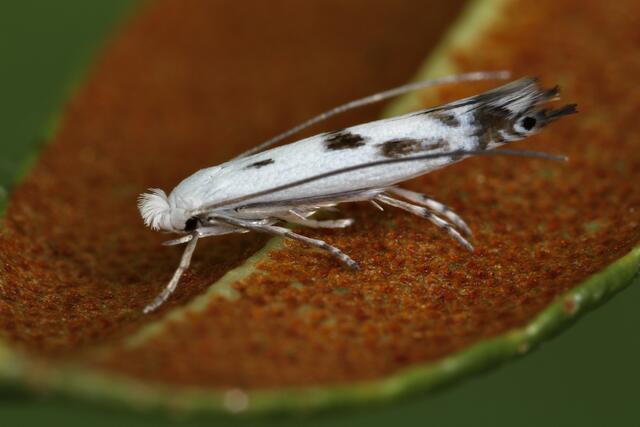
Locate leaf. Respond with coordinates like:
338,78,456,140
1,0,639,423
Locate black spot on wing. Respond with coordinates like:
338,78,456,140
246,158,275,169
379,138,449,158
324,130,366,150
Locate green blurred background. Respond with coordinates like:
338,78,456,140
0,1,638,425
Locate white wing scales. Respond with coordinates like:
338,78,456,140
174,111,472,211
161,77,575,217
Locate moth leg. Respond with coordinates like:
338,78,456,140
162,234,195,246
376,194,474,252
212,215,359,269
279,209,354,229
370,200,384,211
144,233,200,314
387,187,471,236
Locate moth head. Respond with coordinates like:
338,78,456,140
138,188,191,233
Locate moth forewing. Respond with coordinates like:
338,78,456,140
138,75,577,313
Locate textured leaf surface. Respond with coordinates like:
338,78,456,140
1,0,639,424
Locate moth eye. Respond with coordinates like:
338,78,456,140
184,217,199,231
521,116,537,131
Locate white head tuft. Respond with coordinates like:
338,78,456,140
138,188,171,231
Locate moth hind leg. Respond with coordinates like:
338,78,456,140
375,193,474,252
213,215,359,269
279,209,354,229
387,187,472,236
281,227,359,269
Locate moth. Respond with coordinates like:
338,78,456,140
138,71,577,313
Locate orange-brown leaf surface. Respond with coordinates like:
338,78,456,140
1,0,639,391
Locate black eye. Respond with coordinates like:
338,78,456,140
522,116,537,131
184,217,199,231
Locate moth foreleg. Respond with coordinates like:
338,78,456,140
212,215,359,269
144,233,199,314
387,187,472,236
280,209,354,229
376,194,474,252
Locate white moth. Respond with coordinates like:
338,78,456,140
138,71,577,313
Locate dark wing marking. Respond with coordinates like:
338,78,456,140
412,77,543,117
379,138,422,158
245,158,275,169
379,138,449,158
430,112,461,127
324,130,367,150
232,71,510,159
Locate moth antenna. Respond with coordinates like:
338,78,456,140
234,71,511,159
192,148,566,214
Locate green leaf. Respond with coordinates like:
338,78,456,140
0,0,135,213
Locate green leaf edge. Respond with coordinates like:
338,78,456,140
0,0,638,417
0,2,141,216
1,246,638,416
